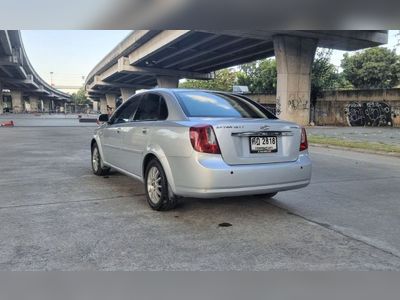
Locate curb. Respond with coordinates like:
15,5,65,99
310,143,400,158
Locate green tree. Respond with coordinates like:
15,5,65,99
237,59,277,94
71,88,91,105
341,47,400,89
179,69,237,91
335,72,354,89
311,49,345,102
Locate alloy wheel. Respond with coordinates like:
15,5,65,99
92,147,99,172
146,166,162,204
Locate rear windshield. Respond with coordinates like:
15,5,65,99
174,91,276,119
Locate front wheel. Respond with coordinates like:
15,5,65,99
91,143,110,176
145,159,177,211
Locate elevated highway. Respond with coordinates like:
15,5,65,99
85,30,387,124
0,30,70,113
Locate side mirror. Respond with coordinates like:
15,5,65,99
98,114,109,122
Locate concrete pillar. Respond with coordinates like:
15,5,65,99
43,99,50,112
273,35,318,125
11,90,23,113
99,96,107,114
24,100,31,112
0,82,3,115
156,76,179,88
92,101,99,112
120,88,136,102
29,95,39,112
105,94,117,114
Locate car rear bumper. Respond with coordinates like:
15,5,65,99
169,153,312,198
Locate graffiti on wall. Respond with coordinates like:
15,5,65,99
275,96,281,115
345,102,392,127
288,93,308,111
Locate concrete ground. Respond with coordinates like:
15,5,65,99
1,119,400,270
0,113,97,127
307,126,400,146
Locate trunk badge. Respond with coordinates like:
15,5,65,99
260,125,270,130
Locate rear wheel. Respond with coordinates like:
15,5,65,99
91,143,110,176
145,159,177,211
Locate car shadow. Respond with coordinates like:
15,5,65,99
96,170,280,214
173,194,277,212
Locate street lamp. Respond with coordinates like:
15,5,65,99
50,72,54,86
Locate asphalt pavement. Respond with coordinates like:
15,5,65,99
307,126,400,146
1,119,400,270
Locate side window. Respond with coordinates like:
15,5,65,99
134,93,168,121
112,96,141,124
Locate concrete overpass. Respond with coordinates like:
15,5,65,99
0,30,70,114
85,30,387,124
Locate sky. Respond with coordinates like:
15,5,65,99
21,30,131,92
21,30,400,94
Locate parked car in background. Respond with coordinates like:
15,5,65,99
91,89,312,211
232,85,250,94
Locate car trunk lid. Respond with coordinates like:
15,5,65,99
202,118,302,165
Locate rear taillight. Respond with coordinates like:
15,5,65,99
190,125,221,154
300,127,308,151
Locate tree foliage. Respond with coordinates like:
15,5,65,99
341,47,400,89
311,49,348,101
71,88,91,105
179,69,237,91
237,59,277,94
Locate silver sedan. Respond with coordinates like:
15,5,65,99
91,89,312,210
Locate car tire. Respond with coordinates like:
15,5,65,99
144,158,177,211
91,143,110,176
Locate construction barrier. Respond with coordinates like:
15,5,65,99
0,120,14,127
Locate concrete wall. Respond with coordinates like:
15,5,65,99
247,93,276,105
314,89,400,127
247,88,400,127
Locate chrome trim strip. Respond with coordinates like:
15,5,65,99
231,131,293,137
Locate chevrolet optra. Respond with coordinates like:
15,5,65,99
91,89,311,210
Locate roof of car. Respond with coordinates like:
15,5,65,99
144,88,235,94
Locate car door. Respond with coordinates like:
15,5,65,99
100,98,140,168
120,92,168,176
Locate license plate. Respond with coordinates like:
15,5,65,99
249,136,277,153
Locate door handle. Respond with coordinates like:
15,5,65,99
142,128,148,134
117,127,121,133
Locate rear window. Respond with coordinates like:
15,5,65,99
174,91,276,119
